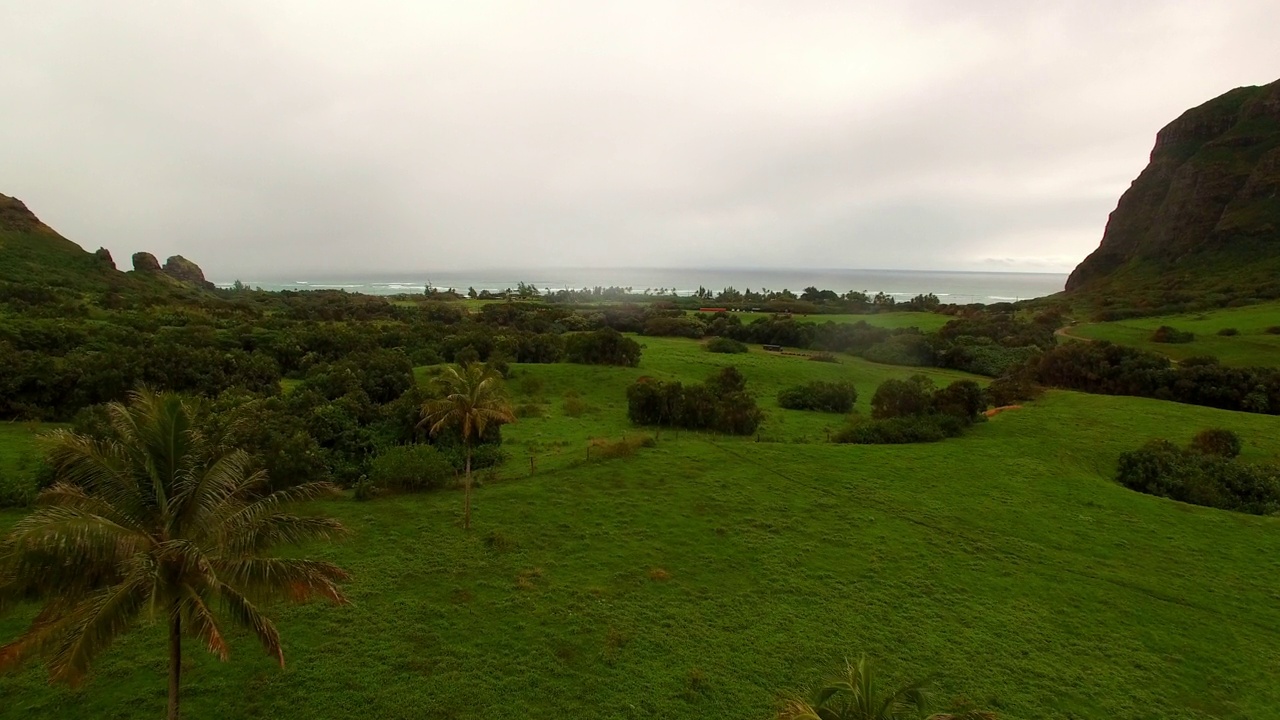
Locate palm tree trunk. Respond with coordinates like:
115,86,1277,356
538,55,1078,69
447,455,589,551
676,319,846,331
168,606,182,720
463,444,472,529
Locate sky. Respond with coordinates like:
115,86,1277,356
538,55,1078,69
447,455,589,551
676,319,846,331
1,1,1277,279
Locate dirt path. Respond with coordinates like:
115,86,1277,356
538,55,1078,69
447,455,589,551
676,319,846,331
1054,324,1094,342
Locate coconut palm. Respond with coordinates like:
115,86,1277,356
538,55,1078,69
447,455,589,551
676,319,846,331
419,363,515,529
0,390,349,720
777,655,994,720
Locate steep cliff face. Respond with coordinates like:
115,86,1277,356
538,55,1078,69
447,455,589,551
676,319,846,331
1066,79,1280,295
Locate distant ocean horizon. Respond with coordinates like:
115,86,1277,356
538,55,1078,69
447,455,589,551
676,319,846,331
215,268,1068,305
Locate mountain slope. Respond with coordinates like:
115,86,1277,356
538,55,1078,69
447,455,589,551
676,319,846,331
1065,79,1280,311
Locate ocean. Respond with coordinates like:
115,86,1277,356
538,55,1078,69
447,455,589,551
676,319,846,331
216,268,1067,306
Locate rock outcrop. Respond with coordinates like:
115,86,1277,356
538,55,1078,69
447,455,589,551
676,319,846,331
93,247,116,269
132,251,162,273
162,255,215,290
1065,79,1280,297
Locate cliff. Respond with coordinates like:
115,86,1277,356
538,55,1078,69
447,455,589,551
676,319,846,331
1065,79,1280,307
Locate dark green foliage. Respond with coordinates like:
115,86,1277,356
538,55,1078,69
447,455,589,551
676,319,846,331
1189,428,1243,458
932,380,986,421
705,337,748,354
367,444,454,493
777,381,857,413
1217,327,1240,336
642,316,705,338
1267,326,1280,335
984,372,1042,407
564,328,642,367
870,376,936,420
939,340,1040,377
861,333,935,366
625,368,763,436
832,413,967,444
840,376,987,444
1116,440,1280,515
1151,325,1195,343
1033,340,1280,415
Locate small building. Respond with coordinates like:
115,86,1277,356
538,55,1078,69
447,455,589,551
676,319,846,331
763,344,782,352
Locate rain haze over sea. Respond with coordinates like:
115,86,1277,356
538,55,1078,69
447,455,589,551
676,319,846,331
217,268,1066,305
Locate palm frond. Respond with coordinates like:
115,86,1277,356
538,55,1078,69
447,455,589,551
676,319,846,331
212,557,349,605
216,582,283,666
46,567,153,684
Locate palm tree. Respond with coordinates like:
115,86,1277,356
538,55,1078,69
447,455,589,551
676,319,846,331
0,390,349,720
419,363,515,529
777,655,994,720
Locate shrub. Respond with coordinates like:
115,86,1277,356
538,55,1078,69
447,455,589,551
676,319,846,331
984,372,1042,407
1116,439,1280,515
1267,326,1280,335
513,402,546,419
589,434,655,460
832,414,966,444
564,328,642,366
706,337,748,354
642,316,705,338
563,393,590,417
870,376,936,419
1217,327,1240,336
624,368,762,435
932,379,986,421
861,333,935,366
777,381,857,413
368,444,454,493
1189,428,1242,458
1150,325,1194,343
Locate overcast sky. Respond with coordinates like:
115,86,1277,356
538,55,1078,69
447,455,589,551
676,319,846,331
2,1,1276,278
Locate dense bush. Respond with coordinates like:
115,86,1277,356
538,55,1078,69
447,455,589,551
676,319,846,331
564,328,642,367
706,337,748,354
870,376,937,419
984,372,1043,407
835,376,985,444
1033,341,1280,415
777,381,857,413
367,444,454,493
1151,325,1194,343
1267,326,1280,335
1217,327,1240,336
642,316,705,338
832,413,967,444
862,333,935,367
1116,439,1280,515
626,367,763,435
1189,428,1242,458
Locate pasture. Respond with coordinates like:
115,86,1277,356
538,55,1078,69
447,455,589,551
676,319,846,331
1066,302,1280,366
3,337,1280,719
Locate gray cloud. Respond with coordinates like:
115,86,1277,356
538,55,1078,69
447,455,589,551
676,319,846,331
2,0,1276,279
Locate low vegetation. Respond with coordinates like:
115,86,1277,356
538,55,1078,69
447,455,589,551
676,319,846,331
1116,430,1280,515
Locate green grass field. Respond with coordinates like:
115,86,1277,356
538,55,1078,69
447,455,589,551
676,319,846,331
4,339,1280,719
1066,302,1280,366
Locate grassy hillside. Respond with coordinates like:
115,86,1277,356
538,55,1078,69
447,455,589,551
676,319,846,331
4,337,1280,719
1064,302,1280,366
731,310,949,330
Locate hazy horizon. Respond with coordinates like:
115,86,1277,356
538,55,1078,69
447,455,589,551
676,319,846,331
4,2,1277,278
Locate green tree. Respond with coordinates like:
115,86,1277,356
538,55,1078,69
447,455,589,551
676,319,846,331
777,655,993,720
420,364,515,529
0,390,349,720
